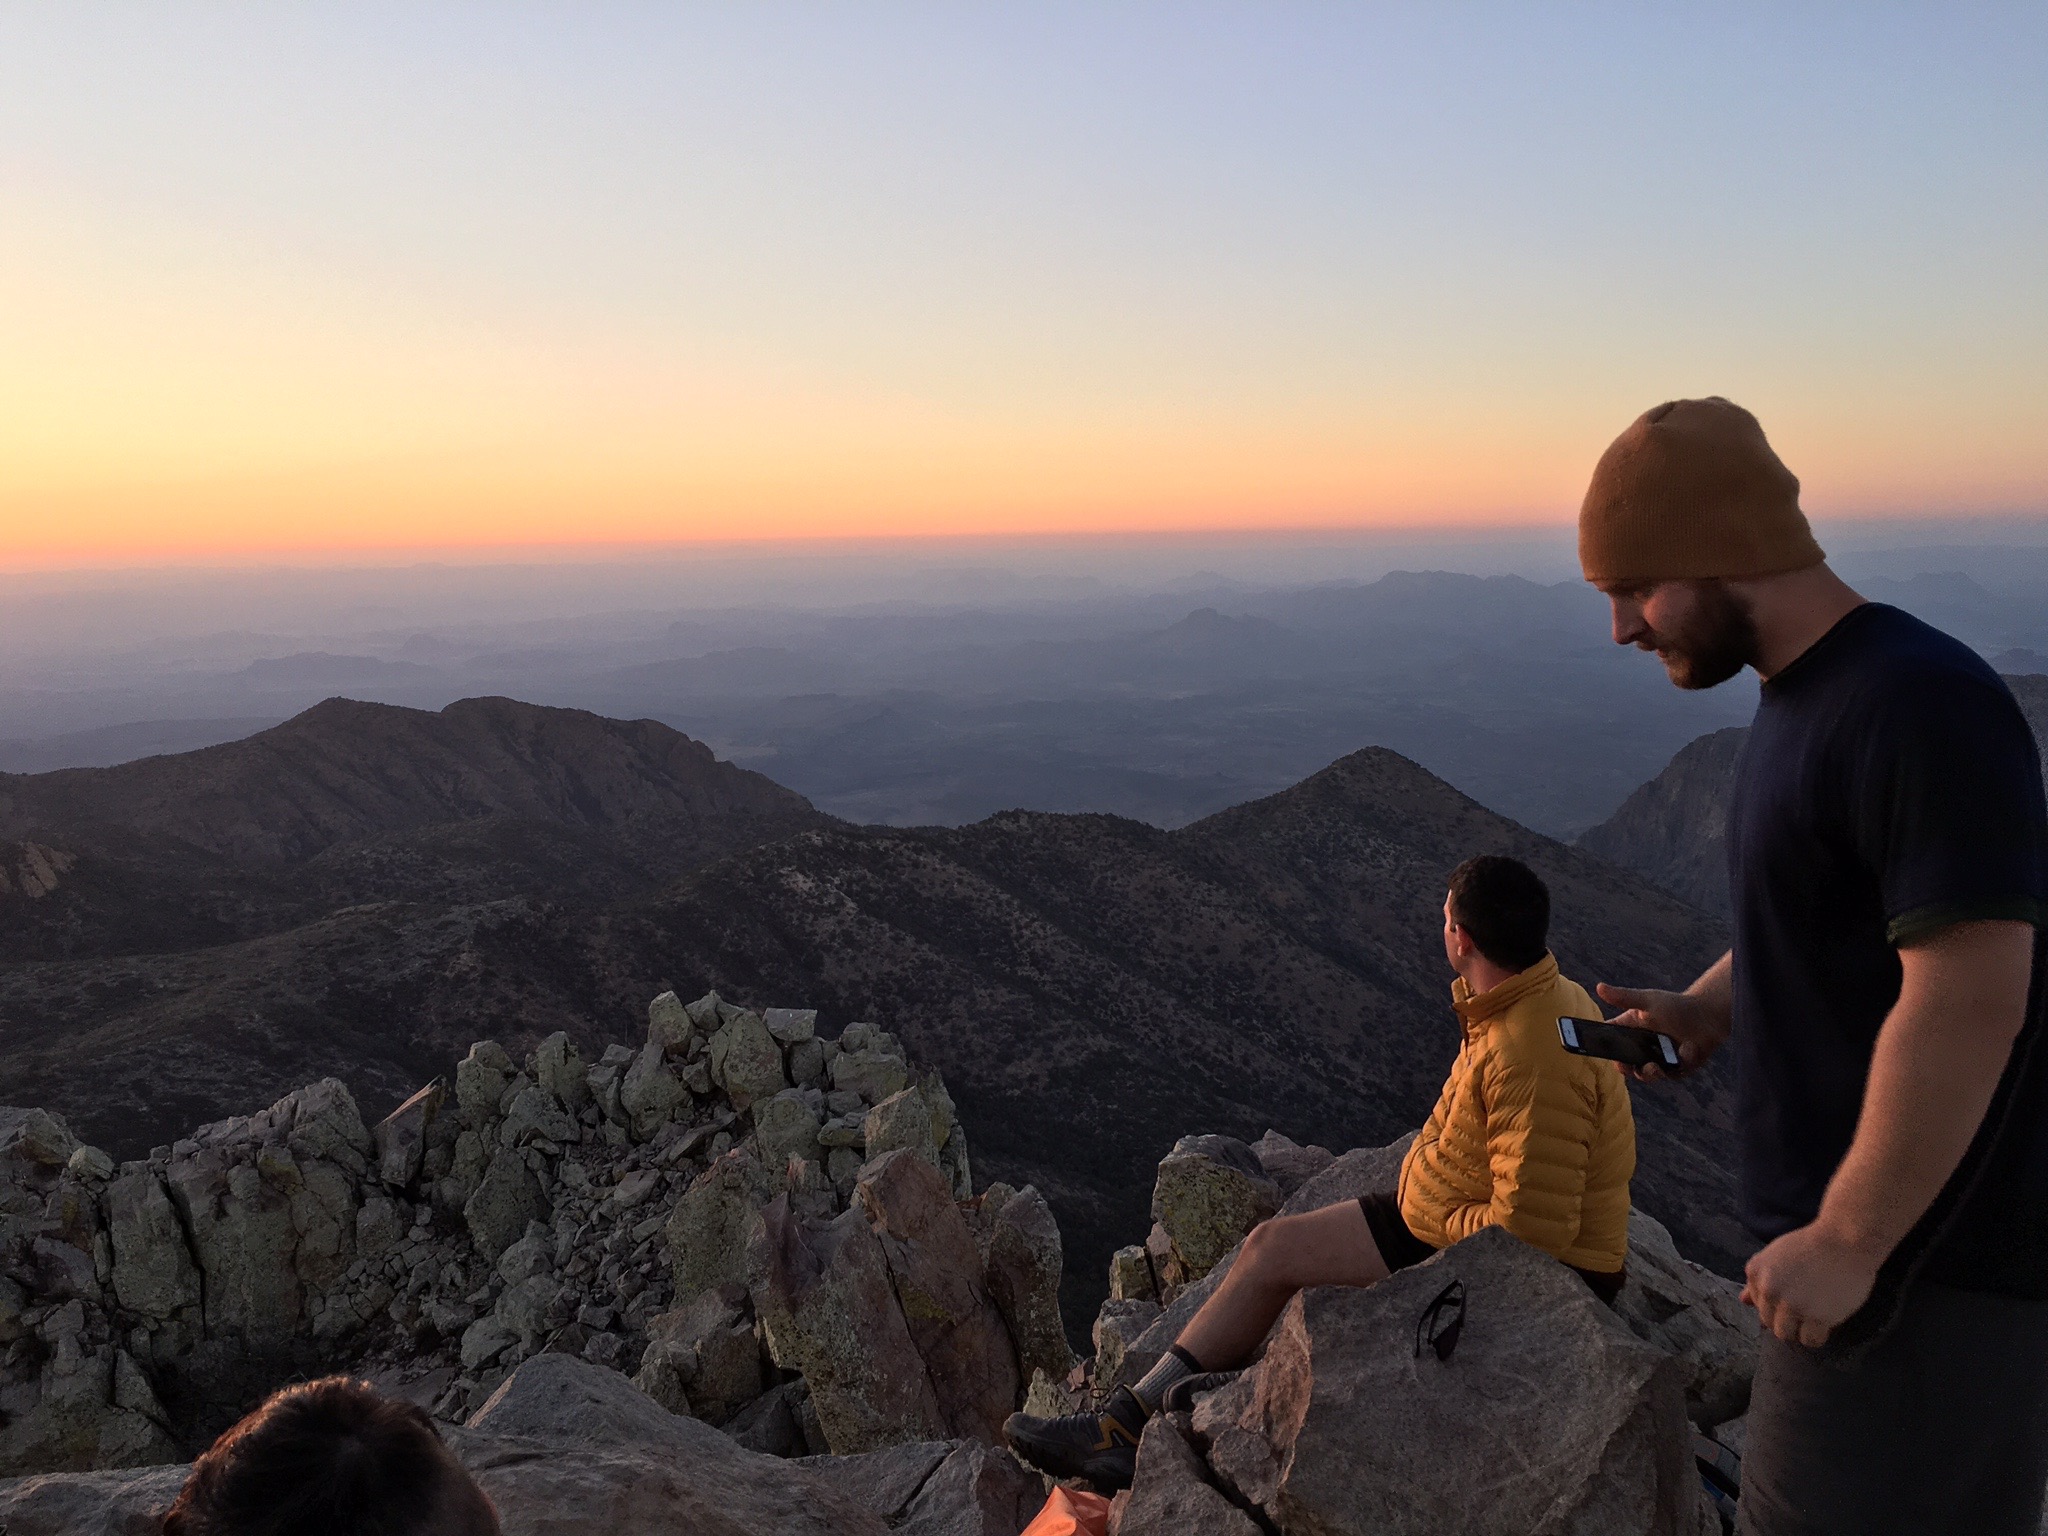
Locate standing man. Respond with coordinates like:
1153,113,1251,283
1583,397,2048,1536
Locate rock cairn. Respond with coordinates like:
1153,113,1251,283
0,991,1068,1478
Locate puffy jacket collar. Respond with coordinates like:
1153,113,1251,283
1451,953,1559,1032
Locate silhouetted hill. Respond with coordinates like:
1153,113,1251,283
0,696,829,960
1576,728,1749,916
1578,674,2048,917
0,736,1733,1323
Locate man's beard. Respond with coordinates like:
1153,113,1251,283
1644,580,1760,690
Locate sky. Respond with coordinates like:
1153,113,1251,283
2,4,2043,567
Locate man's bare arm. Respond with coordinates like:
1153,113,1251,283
1596,948,1734,1080
1744,919,2034,1346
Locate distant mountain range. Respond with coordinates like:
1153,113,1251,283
0,696,828,961
1580,673,2048,916
0,695,1734,1322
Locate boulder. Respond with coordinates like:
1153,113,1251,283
1109,1245,1157,1302
647,991,695,1057
532,1033,592,1112
854,1151,1020,1442
585,1043,634,1126
457,1353,890,1534
939,1124,973,1200
801,1438,956,1523
1118,1413,1263,1536
722,1378,822,1457
748,1195,949,1454
667,1148,776,1304
372,1080,445,1189
454,1041,515,1129
895,1439,1043,1536
831,1049,909,1106
163,1145,307,1345
499,1083,578,1149
1615,1209,1761,1428
635,1284,765,1425
0,1108,79,1169
1278,1135,1417,1217
1151,1135,1280,1280
712,1010,789,1111
788,1038,829,1089
1249,1129,1337,1200
864,1087,942,1170
1093,1298,1162,1387
66,1146,114,1183
756,1091,825,1173
619,1043,687,1141
974,1184,1075,1383
105,1170,201,1321
0,1464,189,1536
463,1148,549,1261
1191,1227,1709,1536
764,1007,818,1045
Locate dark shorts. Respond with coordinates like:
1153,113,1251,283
1356,1191,1626,1306
1736,1278,2048,1536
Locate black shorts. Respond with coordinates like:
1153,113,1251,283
1357,1191,1625,1305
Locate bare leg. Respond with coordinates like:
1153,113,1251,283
1174,1201,1389,1370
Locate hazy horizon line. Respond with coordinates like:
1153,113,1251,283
8,508,2048,584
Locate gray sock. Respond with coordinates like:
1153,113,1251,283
1131,1345,1203,1412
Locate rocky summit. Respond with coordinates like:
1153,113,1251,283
1,1000,1760,1535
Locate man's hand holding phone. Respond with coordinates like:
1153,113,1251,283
1594,960,1734,1083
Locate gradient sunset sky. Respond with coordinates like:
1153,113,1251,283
3,5,2043,567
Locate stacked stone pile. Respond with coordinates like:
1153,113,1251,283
0,990,1065,1483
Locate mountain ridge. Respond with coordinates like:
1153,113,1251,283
1579,673,2048,915
0,696,830,962
1,714,1735,1324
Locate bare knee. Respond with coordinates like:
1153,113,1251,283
1235,1213,1310,1289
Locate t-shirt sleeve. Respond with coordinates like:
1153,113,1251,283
1844,667,2048,945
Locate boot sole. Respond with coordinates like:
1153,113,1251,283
1005,1427,1136,1493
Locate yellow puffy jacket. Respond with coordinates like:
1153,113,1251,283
1397,954,1634,1274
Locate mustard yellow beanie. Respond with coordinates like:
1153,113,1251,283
1579,397,1824,583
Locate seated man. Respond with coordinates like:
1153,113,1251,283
162,1376,500,1536
1006,854,1636,1490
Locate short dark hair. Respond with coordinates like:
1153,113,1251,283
1447,855,1551,972
162,1378,496,1536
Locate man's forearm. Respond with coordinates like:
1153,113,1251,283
1687,950,1733,1030
1812,921,2033,1264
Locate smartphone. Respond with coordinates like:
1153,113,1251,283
1557,1016,1682,1070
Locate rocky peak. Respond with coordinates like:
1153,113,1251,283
0,986,1062,1485
1,1074,1763,1534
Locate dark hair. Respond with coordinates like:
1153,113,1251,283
1447,855,1551,972
162,1378,496,1536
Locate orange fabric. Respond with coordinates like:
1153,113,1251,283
1021,1486,1112,1536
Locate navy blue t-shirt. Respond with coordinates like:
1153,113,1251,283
1729,603,2048,1298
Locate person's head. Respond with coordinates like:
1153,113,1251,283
1444,856,1550,981
1579,397,1821,689
162,1378,499,1536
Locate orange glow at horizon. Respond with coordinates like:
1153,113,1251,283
6,4,2044,576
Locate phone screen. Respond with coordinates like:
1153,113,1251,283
1558,1016,1677,1069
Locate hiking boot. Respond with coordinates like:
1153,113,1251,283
1158,1369,1241,1413
1003,1385,1147,1491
